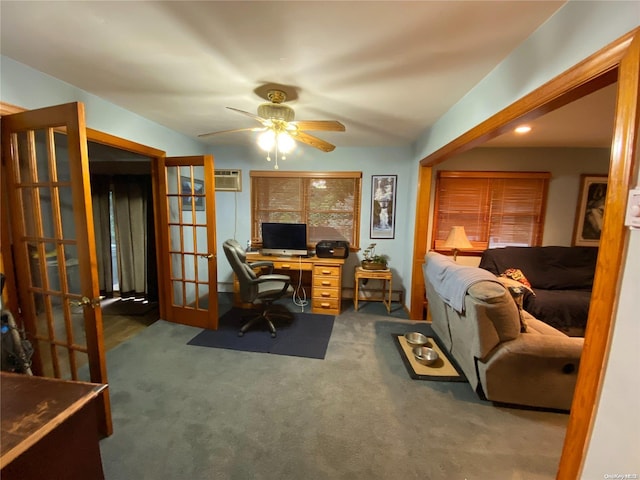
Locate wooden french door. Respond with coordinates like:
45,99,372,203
1,102,111,435
159,156,219,329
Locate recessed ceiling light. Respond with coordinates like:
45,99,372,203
514,125,532,134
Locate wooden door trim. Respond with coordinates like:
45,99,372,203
410,28,639,479
409,165,432,320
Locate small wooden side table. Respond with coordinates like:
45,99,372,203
354,266,392,313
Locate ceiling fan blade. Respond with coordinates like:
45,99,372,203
293,131,336,152
226,107,269,125
292,120,345,132
198,127,265,138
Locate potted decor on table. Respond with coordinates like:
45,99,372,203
361,243,388,270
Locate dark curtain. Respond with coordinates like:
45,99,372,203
91,175,113,296
112,176,148,296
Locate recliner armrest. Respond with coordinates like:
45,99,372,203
480,333,583,410
249,260,274,274
500,333,583,361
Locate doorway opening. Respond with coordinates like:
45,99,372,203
87,141,160,350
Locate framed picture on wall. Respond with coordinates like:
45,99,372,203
181,176,205,211
370,175,397,239
572,174,607,246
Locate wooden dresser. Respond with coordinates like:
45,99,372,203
1,372,107,480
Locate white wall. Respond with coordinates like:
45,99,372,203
412,1,639,476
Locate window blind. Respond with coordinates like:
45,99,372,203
433,171,550,251
251,171,362,248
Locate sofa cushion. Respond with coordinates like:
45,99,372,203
467,282,520,343
524,289,592,332
526,316,568,336
479,246,598,290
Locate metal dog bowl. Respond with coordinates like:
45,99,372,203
413,346,439,366
404,332,430,348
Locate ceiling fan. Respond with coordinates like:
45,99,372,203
198,89,345,153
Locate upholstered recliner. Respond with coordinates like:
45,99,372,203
223,239,293,337
423,251,583,411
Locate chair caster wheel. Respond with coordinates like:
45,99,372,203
238,331,244,337
270,332,277,338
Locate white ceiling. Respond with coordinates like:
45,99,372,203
1,1,612,150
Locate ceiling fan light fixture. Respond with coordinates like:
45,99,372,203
258,129,276,151
258,103,295,122
200,87,342,162
277,132,295,153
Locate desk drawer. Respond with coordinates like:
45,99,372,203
313,265,341,277
313,286,339,300
313,276,340,289
312,298,340,312
273,261,313,271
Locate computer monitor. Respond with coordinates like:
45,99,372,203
261,222,308,256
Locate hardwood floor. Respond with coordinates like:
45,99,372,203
101,300,159,351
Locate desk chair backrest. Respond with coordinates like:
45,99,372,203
223,239,260,302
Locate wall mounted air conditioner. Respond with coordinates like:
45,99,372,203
214,169,242,192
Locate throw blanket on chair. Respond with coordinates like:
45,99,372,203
425,252,500,313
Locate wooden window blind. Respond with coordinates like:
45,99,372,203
433,171,550,252
251,171,362,248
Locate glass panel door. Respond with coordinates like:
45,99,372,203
1,102,111,435
160,156,218,329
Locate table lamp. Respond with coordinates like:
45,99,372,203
443,226,473,261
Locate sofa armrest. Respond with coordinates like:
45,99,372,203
500,333,583,361
478,334,583,410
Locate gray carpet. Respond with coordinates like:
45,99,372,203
99,300,568,479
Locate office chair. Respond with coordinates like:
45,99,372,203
222,239,293,338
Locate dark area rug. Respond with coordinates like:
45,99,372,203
187,307,335,359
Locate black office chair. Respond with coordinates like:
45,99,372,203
222,239,293,337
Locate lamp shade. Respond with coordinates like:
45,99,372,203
443,226,473,250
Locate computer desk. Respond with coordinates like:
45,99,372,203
235,253,346,315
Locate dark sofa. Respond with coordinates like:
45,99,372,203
478,246,598,336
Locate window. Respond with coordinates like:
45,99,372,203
251,171,362,248
432,171,550,252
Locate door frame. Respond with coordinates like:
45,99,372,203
410,28,639,478
83,129,168,320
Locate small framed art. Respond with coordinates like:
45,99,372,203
370,175,397,239
181,176,205,211
572,174,607,246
